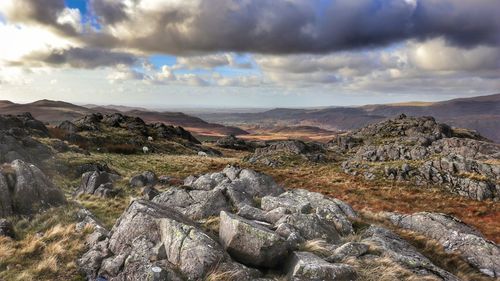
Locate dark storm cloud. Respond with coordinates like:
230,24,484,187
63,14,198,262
2,0,80,36
20,48,138,69
90,0,128,25
85,0,500,55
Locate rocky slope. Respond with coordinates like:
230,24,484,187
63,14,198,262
79,166,499,280
337,115,500,201
55,113,220,155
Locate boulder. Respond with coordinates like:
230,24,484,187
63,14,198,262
0,160,66,217
76,171,119,198
387,212,500,278
326,242,369,263
215,135,254,151
275,213,341,244
153,187,231,220
286,251,357,281
129,171,157,188
219,211,290,268
57,120,79,134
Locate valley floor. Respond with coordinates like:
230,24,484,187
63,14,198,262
1,149,499,280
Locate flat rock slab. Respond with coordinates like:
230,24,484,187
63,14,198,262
286,251,357,281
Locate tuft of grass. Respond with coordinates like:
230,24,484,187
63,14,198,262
345,256,440,281
200,216,221,236
298,239,333,257
204,267,244,281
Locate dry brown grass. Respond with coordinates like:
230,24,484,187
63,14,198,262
0,223,85,281
204,266,245,281
345,256,440,281
200,216,221,235
298,239,333,257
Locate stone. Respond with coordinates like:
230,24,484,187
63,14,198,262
387,212,500,278
276,213,341,244
286,251,357,281
129,171,158,188
0,160,66,217
76,171,118,198
219,211,290,268
326,242,369,262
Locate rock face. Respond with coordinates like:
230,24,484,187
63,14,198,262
338,115,500,201
0,160,66,217
76,171,120,198
80,167,471,280
0,113,52,164
386,212,500,278
246,140,327,167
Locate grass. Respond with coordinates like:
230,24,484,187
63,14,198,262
298,239,333,257
0,205,88,281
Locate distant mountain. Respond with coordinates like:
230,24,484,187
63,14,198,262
0,100,248,136
197,93,500,142
84,104,150,112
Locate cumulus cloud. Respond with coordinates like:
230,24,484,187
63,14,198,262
0,0,82,36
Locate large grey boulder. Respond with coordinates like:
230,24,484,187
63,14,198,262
76,171,119,198
0,160,66,217
362,226,459,281
219,211,290,268
387,212,500,278
286,251,357,281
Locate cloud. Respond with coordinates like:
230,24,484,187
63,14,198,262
0,0,82,36
84,0,500,55
18,48,139,69
176,54,252,69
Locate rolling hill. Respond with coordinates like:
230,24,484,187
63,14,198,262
197,93,500,142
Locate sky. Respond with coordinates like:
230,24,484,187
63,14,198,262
0,0,499,108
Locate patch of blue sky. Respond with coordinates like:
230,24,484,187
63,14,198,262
65,0,88,15
149,55,177,69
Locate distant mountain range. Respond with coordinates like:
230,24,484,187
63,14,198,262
0,99,247,136
196,93,500,142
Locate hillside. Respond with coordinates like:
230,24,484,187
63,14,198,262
197,93,500,142
0,100,247,136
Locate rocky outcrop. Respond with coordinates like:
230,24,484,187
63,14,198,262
80,167,468,280
75,171,120,198
215,135,255,151
246,140,327,167
338,115,500,201
386,212,500,278
0,114,53,164
0,160,66,217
